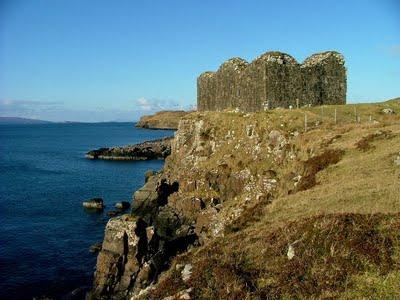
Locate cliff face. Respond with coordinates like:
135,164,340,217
197,51,346,111
89,99,400,299
89,111,343,299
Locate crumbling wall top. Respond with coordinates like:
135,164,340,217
198,71,215,79
253,51,298,65
302,51,345,67
218,57,248,73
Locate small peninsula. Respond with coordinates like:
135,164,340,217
86,137,172,161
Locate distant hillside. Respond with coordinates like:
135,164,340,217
135,110,190,130
0,117,53,124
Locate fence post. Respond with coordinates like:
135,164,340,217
354,106,357,123
334,108,337,125
304,113,308,132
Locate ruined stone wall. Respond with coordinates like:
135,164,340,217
197,72,216,111
197,51,346,111
300,52,347,106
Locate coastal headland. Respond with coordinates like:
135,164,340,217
87,98,400,299
86,137,173,161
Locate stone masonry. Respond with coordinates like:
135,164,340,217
197,51,346,111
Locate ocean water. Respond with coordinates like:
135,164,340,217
0,122,174,299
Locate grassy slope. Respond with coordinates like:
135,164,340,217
150,99,400,299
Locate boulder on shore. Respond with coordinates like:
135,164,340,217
83,198,104,210
107,210,119,217
89,242,102,253
145,170,155,183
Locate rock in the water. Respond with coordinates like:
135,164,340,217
32,296,53,300
382,108,396,115
82,198,104,210
115,201,131,210
89,242,102,253
107,210,119,217
69,286,90,299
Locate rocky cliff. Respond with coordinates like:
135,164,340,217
89,99,400,299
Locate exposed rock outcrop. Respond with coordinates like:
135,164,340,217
89,173,196,299
89,109,351,299
88,215,147,299
85,137,173,161
136,111,189,130
382,108,396,115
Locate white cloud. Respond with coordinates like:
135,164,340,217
135,97,153,111
0,99,61,106
134,97,193,112
0,97,196,122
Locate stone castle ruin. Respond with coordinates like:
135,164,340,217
197,51,346,112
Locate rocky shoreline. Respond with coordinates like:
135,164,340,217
86,99,400,299
85,137,173,161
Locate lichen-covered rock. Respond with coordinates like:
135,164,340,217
382,108,396,115
198,50,346,111
394,153,400,166
89,215,147,299
163,288,193,300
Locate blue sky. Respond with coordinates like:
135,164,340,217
0,0,399,122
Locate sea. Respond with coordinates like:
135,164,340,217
0,122,174,299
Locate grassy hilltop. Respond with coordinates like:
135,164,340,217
145,98,400,299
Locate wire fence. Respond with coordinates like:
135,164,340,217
295,104,395,132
